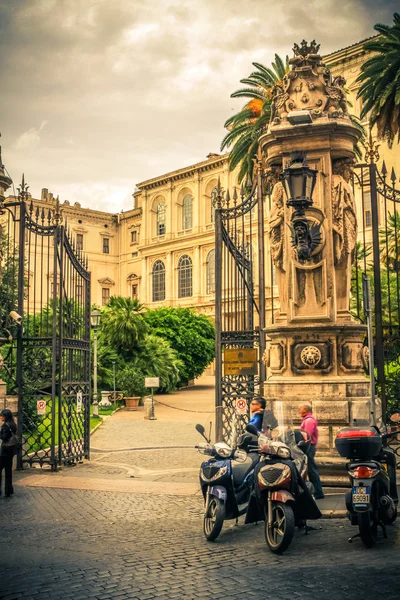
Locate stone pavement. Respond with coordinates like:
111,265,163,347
0,485,399,600
2,378,400,599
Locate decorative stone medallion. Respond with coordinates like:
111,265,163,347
300,345,322,368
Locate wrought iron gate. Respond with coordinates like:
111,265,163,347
351,148,400,426
215,161,266,442
0,177,91,469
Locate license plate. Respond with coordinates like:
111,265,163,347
352,486,370,504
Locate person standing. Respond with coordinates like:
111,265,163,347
298,403,324,499
0,409,17,497
248,397,266,432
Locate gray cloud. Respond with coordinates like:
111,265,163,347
0,0,397,211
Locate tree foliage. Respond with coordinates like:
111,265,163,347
100,296,148,352
220,56,289,183
143,307,215,383
357,13,400,146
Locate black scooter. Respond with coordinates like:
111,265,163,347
195,423,259,541
335,416,399,548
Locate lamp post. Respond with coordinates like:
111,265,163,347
282,153,317,216
283,153,319,261
91,308,101,419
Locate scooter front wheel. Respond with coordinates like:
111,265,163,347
204,497,225,541
265,501,295,554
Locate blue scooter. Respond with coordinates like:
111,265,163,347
195,423,259,541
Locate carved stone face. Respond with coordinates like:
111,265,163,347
295,223,308,242
342,165,353,183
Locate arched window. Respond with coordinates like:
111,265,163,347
156,202,166,236
182,194,193,230
210,186,218,223
152,260,165,302
206,249,215,294
178,254,192,298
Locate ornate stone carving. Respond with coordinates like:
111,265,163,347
300,345,322,367
361,345,370,372
292,341,333,373
268,181,287,313
290,217,322,262
332,157,357,316
270,40,349,126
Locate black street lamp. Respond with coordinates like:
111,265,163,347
282,153,317,215
91,308,101,418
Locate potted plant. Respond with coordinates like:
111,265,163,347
117,367,146,411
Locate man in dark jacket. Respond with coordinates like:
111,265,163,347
248,397,266,432
0,409,17,497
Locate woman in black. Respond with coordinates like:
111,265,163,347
0,409,17,497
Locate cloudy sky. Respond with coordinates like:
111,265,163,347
0,0,398,212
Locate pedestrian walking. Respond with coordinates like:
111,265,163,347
298,402,324,499
0,409,18,498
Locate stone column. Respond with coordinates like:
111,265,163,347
261,40,370,455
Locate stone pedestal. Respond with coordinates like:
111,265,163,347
264,323,369,454
99,390,112,407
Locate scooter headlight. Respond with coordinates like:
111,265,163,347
200,465,228,483
277,446,291,459
214,442,233,459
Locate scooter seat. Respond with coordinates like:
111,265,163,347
232,452,259,487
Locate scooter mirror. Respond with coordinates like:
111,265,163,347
245,424,259,436
195,423,206,435
390,413,400,423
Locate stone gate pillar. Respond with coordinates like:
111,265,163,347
261,41,369,455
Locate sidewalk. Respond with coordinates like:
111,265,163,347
12,376,352,516
91,374,215,451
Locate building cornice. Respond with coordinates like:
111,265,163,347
323,35,378,68
136,154,229,191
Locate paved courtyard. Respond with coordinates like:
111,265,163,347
1,378,400,599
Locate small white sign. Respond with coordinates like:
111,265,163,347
235,398,248,415
145,377,160,388
37,400,47,415
77,391,83,413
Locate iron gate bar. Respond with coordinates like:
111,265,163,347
370,162,387,422
215,166,265,443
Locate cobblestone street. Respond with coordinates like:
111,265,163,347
1,486,399,600
1,380,400,599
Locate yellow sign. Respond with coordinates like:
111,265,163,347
224,349,258,376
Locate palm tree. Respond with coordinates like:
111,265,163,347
133,334,183,392
222,54,366,181
100,296,148,351
356,13,400,146
221,55,289,183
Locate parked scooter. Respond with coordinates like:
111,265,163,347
245,402,321,554
195,423,259,541
335,411,399,548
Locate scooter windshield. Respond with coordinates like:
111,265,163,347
261,401,304,462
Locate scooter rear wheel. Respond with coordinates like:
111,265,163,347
265,501,295,554
204,497,225,542
358,511,378,548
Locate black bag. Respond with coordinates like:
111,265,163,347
1,424,19,454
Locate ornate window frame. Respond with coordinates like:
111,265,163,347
177,254,193,298
152,259,166,302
